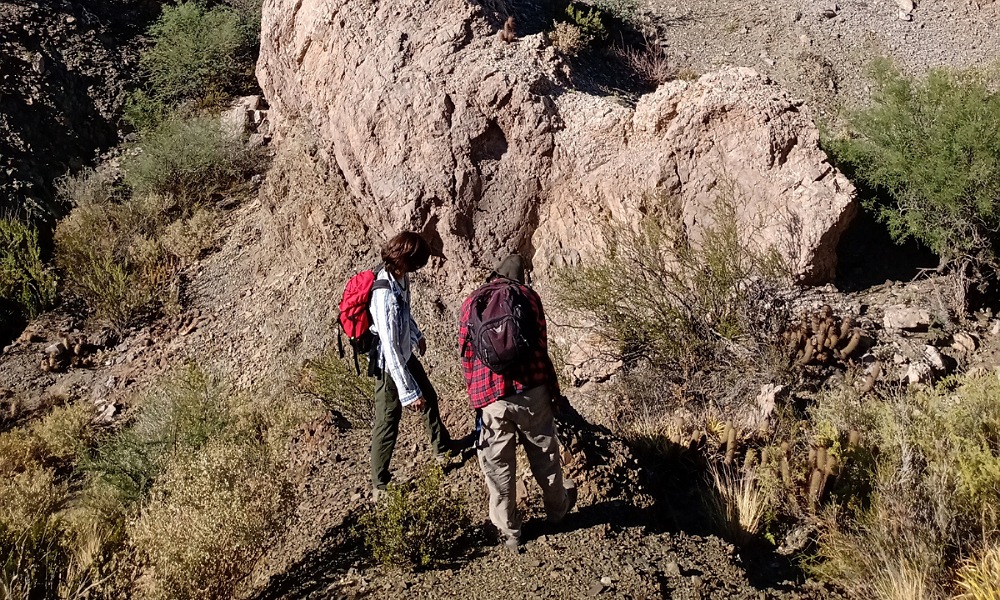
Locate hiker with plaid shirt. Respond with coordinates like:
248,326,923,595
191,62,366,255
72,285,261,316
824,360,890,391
458,254,576,552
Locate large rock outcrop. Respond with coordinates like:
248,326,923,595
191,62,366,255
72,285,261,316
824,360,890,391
257,0,855,284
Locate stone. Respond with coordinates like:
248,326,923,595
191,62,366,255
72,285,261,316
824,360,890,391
991,320,1000,336
895,0,915,12
952,332,979,353
664,561,682,577
588,581,606,596
883,306,932,331
924,345,948,371
257,0,857,287
906,362,932,384
756,383,787,421
898,10,913,20
600,576,613,586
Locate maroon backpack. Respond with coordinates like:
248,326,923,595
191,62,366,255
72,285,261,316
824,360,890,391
338,268,390,373
468,280,536,373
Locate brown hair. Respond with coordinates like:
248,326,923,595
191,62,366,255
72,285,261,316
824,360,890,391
382,231,431,276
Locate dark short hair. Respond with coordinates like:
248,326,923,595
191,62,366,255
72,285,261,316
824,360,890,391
382,231,431,274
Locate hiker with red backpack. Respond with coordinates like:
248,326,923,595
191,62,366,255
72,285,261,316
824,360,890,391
341,231,454,500
458,254,576,552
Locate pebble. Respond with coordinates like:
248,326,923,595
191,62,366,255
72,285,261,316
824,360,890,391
664,561,682,577
600,576,612,585
588,581,606,596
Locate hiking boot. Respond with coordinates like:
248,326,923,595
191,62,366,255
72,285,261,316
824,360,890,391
504,535,523,554
548,478,577,525
565,479,578,515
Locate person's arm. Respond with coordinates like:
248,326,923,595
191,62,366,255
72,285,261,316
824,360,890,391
458,297,477,391
529,288,561,398
371,287,422,405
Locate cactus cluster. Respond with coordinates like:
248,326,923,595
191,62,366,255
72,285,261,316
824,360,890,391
783,304,863,367
762,429,863,513
39,336,96,372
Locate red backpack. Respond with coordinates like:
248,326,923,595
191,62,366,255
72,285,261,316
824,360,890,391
338,268,390,374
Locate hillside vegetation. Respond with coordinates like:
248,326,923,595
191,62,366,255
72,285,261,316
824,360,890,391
1,1,1000,599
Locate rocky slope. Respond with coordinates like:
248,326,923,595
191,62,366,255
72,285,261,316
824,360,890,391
0,0,152,219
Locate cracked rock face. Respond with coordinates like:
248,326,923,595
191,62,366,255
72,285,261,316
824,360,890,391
257,0,855,285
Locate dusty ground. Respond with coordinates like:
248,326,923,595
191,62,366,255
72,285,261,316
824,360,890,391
644,0,1000,122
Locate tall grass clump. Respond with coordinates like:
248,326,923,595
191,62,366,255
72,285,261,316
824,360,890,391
362,464,471,569
0,217,57,322
54,170,174,331
131,439,292,600
809,374,1000,598
827,60,1000,273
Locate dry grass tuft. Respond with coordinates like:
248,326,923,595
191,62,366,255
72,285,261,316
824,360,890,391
706,462,767,547
956,544,1000,600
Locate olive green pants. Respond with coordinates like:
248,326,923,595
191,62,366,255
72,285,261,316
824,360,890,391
370,356,450,489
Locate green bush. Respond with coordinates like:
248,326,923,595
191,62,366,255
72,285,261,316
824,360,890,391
124,116,255,202
564,3,608,43
362,464,470,569
0,217,57,320
809,374,1000,598
827,60,1000,269
139,1,258,107
554,192,789,370
55,174,172,331
84,365,232,505
297,350,375,427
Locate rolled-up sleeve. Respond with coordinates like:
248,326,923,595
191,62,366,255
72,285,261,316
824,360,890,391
371,288,421,405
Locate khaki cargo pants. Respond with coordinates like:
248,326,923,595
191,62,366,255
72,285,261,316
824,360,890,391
477,385,571,543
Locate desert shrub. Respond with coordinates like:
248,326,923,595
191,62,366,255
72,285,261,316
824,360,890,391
85,365,232,505
549,22,588,57
809,374,1000,597
362,464,470,569
55,176,173,331
160,208,218,263
616,37,671,86
593,0,639,22
139,1,258,107
297,350,375,427
0,402,95,478
564,3,609,43
827,61,1000,270
131,438,292,600
124,116,254,202
0,217,57,320
554,191,790,375
124,90,171,132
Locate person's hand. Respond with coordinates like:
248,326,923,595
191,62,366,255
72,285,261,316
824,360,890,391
417,338,427,356
409,396,426,411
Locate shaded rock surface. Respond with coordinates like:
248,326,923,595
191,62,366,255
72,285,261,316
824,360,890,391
256,0,856,286
0,0,151,219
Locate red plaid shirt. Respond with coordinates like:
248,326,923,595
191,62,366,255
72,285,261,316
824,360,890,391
458,281,561,409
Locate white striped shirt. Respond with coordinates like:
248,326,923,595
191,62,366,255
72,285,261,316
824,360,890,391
369,269,424,405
